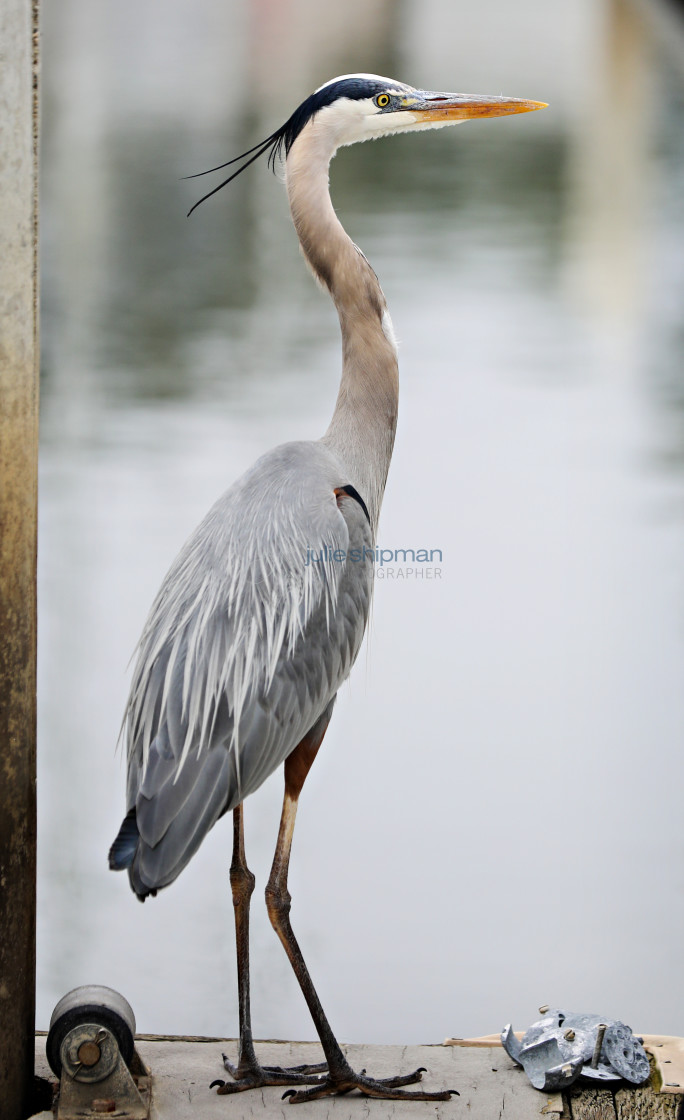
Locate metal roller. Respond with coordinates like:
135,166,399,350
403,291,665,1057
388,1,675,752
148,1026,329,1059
46,985,136,1078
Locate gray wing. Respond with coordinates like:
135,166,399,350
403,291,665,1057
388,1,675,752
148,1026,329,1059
111,441,373,896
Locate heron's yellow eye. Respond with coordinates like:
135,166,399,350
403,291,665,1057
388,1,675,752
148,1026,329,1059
375,94,390,108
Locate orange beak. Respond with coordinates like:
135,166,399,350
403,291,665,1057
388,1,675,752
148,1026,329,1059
405,92,548,121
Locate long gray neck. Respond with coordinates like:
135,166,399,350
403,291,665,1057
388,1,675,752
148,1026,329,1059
285,121,399,534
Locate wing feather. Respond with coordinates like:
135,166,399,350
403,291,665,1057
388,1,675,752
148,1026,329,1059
116,441,373,895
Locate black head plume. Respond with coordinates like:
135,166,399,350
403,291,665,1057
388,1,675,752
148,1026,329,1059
186,76,400,216
185,129,287,217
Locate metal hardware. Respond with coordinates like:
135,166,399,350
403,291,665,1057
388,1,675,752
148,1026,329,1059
501,1008,650,1092
47,986,150,1119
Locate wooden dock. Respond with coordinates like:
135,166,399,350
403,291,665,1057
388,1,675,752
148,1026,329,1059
33,1033,684,1118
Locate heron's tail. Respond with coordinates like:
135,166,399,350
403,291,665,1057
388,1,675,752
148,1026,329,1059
109,808,139,869
108,809,157,901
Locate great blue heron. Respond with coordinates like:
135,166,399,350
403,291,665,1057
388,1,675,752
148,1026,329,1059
109,74,545,1103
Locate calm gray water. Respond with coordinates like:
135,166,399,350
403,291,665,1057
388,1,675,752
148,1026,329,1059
37,1,684,1049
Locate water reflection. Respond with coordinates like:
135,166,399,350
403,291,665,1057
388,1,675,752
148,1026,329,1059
38,0,684,1050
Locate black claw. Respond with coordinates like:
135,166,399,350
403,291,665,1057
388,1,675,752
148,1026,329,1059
416,1067,427,1074
282,1090,296,1100
221,1052,228,1061
210,1079,226,1090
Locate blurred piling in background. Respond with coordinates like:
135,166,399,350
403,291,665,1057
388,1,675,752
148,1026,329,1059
0,1,40,1118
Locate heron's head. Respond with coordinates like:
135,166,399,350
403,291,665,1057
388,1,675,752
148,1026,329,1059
187,74,546,214
292,73,546,149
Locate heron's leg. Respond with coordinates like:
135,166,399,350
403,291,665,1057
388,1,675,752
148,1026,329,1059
264,707,456,1104
225,803,258,1076
214,794,326,1093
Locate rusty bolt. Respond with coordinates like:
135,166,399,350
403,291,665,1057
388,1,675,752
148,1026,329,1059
91,1100,116,1114
591,1024,607,1069
77,1041,101,1068
564,1029,576,1041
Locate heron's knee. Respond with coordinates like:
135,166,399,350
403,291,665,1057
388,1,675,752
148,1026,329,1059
265,881,291,929
230,865,255,909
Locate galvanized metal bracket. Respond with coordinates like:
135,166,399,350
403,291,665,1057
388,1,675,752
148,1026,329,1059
501,1008,650,1092
56,1023,150,1119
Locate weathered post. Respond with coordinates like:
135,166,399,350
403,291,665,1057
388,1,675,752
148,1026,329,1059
0,1,40,1117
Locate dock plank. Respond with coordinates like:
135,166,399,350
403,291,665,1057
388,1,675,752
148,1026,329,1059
33,1036,679,1118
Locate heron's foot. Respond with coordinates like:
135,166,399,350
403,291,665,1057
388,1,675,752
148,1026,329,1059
210,1053,328,1094
282,1065,458,1103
